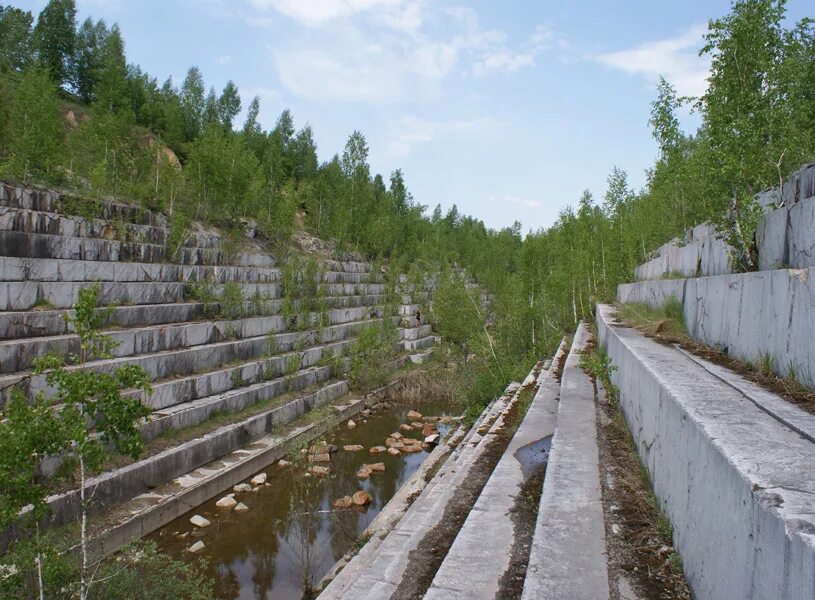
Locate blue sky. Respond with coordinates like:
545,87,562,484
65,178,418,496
10,0,813,232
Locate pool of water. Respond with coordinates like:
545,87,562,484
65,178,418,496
150,395,457,599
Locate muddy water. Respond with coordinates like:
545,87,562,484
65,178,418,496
150,395,457,600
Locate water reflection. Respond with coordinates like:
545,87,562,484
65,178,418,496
151,396,455,600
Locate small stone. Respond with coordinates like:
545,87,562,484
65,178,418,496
347,419,357,429
352,491,373,506
250,473,267,486
362,409,372,416
216,496,237,509
310,453,332,463
407,410,423,420
369,446,387,454
188,541,206,554
422,423,439,437
400,424,413,431
278,459,291,467
333,495,354,509
369,462,385,472
391,432,403,440
411,422,424,429
234,502,249,513
175,531,190,540
309,465,330,476
233,483,252,493
402,445,421,453
190,515,211,528
425,434,440,445
384,437,397,448
357,465,373,479
343,444,365,452
387,447,401,456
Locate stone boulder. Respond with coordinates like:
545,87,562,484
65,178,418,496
189,515,211,528
407,410,423,420
233,483,252,493
234,502,249,513
343,444,365,452
352,491,373,506
357,464,373,479
422,423,439,437
387,447,401,456
369,446,387,454
188,541,206,554
216,495,237,509
333,495,354,509
308,465,330,476
250,473,267,485
347,419,357,429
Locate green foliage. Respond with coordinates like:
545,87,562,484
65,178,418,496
348,320,398,390
32,0,76,88
0,5,33,73
1,66,64,182
219,280,244,320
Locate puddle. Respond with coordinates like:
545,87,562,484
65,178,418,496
514,435,552,479
149,395,456,600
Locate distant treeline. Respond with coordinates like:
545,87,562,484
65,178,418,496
0,0,813,391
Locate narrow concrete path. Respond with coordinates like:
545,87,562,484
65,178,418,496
522,323,610,600
424,339,567,599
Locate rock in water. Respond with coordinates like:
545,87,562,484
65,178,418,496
400,424,413,431
425,434,441,445
369,446,387,454
333,495,354,509
343,444,365,452
233,483,252,493
347,419,357,429
234,502,249,513
352,491,373,506
215,496,237,509
391,432,403,440
278,459,291,467
369,462,386,472
188,541,206,554
407,410,423,420
357,464,373,479
309,465,330,476
422,423,438,437
250,473,267,485
387,447,401,456
189,515,211,528
310,453,332,463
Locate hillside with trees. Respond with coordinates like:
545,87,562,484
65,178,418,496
0,0,813,412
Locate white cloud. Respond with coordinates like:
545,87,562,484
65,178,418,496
387,115,498,156
595,24,710,97
473,25,559,76
503,195,541,209
247,0,406,26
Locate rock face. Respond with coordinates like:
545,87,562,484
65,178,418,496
188,541,206,554
250,473,267,485
190,515,211,528
352,490,373,506
333,495,354,509
216,495,237,509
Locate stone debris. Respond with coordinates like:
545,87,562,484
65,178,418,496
188,541,206,554
391,432,404,440
387,447,401,456
250,473,267,485
278,459,291,467
347,419,357,429
352,490,373,506
310,453,332,463
308,465,330,476
234,502,249,513
384,437,398,448
233,483,252,493
189,515,211,528
215,495,237,509
343,444,365,452
407,410,423,420
333,495,354,509
369,446,387,454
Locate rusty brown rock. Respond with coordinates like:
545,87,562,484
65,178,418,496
352,490,373,506
333,495,354,509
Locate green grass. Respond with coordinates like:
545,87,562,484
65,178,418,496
616,298,687,339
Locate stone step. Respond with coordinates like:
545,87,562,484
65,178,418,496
0,230,276,268
617,267,815,389
0,293,403,340
597,304,815,600
0,181,168,227
425,342,567,599
0,314,395,403
0,305,388,374
521,324,610,600
399,334,438,351
0,280,186,311
38,380,350,533
319,379,526,600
